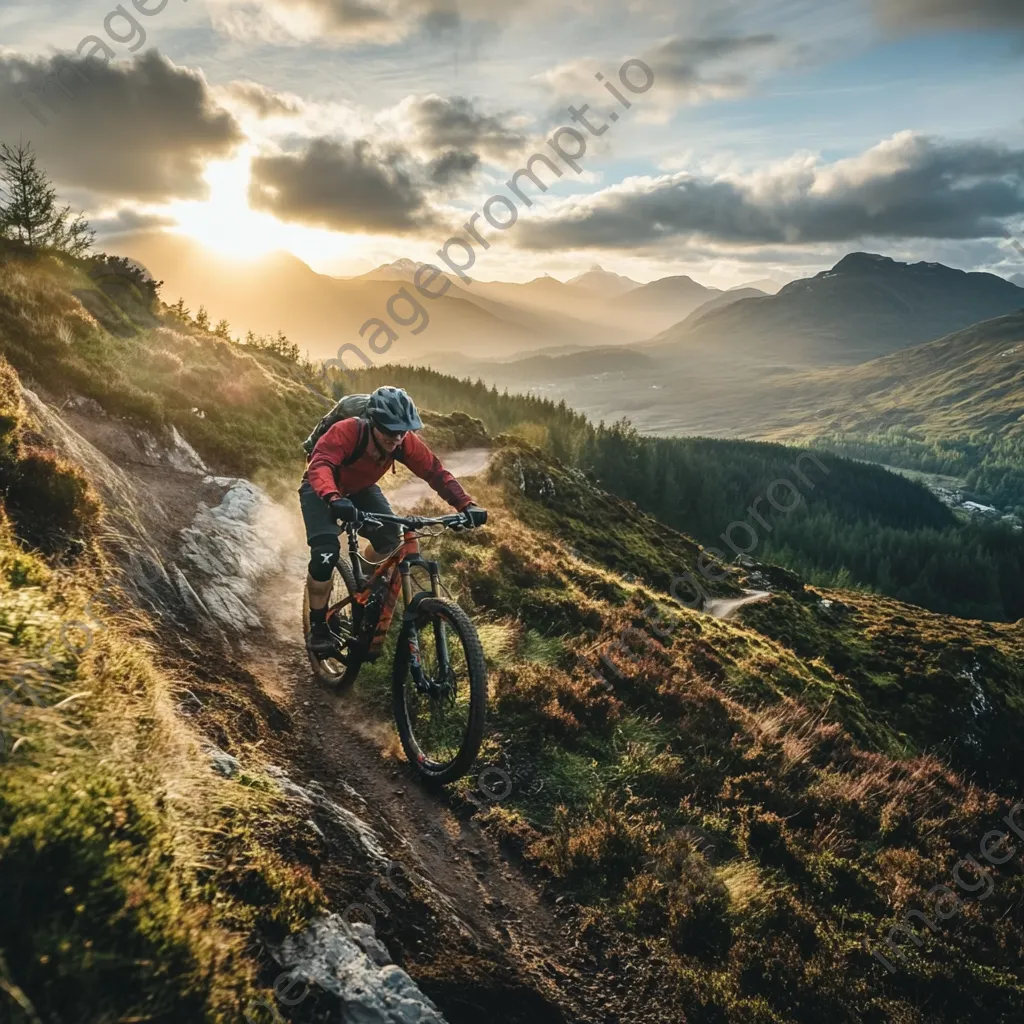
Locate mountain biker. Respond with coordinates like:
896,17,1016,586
300,386,487,655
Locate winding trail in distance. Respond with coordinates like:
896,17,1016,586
388,447,492,509
704,590,771,620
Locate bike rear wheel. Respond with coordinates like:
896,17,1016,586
392,598,487,784
302,559,362,687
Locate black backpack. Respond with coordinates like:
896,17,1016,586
303,393,407,469
303,393,371,458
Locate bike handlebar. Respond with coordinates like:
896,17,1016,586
339,510,471,531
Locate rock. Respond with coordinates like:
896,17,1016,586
177,480,293,631
136,425,208,475
206,745,241,778
263,766,392,867
274,914,450,1024
66,393,106,417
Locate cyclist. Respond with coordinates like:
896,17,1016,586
300,386,487,655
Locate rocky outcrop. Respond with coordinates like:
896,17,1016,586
21,388,290,633
273,918,449,1024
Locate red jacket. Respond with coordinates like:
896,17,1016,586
305,418,473,510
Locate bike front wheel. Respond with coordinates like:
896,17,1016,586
392,598,487,784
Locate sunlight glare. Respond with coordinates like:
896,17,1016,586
167,148,361,267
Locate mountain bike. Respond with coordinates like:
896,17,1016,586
301,509,487,784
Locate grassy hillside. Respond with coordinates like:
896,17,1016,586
0,249,336,477
0,370,328,1022
763,313,1024,516
350,441,1024,1024
777,312,1024,442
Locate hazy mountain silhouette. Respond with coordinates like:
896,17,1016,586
613,274,723,334
645,253,1024,365
111,234,628,360
566,264,641,296
733,277,788,294
678,287,767,329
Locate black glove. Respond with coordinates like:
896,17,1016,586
462,504,488,528
329,496,359,524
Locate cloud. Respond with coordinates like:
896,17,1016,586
427,149,481,183
539,33,784,110
91,207,177,237
874,0,1024,31
397,94,529,161
514,132,1024,250
248,136,437,232
222,79,304,118
0,51,242,201
649,33,782,95
207,0,544,46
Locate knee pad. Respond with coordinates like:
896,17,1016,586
308,534,341,582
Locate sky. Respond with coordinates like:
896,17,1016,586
2,0,1024,287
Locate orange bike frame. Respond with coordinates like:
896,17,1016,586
335,528,439,656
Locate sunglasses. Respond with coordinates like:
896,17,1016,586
376,425,407,440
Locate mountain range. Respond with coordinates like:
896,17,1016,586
116,233,634,361
107,234,1024,444
644,252,1024,366
425,253,1024,440
111,234,785,362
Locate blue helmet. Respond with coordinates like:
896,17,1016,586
366,386,423,432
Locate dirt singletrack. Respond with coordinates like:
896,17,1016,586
704,590,771,620
245,449,682,1023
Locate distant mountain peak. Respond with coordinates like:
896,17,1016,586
829,252,898,274
375,257,419,274
567,265,641,296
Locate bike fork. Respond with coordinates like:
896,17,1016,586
428,564,453,686
401,562,452,693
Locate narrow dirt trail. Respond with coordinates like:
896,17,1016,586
388,447,492,508
704,589,771,620
246,449,669,1022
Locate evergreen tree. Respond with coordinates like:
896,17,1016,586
194,305,210,331
0,142,93,256
214,319,232,339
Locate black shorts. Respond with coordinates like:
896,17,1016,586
298,479,402,552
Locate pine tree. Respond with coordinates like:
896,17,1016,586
170,297,190,321
194,305,210,331
0,142,93,256
214,319,232,339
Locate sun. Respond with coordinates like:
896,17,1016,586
166,147,370,271
167,149,282,260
